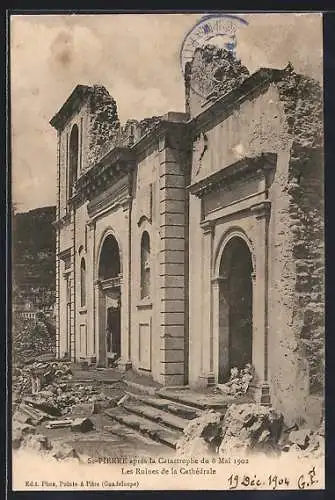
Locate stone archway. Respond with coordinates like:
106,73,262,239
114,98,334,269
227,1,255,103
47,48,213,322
98,233,122,366
218,236,253,382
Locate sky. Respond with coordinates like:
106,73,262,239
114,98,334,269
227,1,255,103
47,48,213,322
10,13,323,212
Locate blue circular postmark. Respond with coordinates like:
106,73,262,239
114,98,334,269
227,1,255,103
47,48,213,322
180,14,248,98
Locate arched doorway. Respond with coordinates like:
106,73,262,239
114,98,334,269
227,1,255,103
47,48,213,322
98,234,122,366
218,236,253,382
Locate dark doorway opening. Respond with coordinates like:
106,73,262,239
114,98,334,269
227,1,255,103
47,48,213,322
106,302,121,360
218,237,253,382
98,234,122,366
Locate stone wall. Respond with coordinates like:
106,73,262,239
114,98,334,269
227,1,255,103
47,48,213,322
87,85,120,167
131,147,161,379
271,68,324,425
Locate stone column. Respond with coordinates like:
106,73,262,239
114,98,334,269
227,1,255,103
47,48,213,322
69,210,76,361
159,134,186,386
212,278,220,384
55,227,60,359
251,200,271,405
198,220,215,387
55,131,61,359
94,280,104,367
212,274,229,383
86,222,95,359
117,199,132,371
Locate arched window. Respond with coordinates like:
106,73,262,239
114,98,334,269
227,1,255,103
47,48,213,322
80,258,86,307
140,231,151,299
98,235,121,281
68,124,79,199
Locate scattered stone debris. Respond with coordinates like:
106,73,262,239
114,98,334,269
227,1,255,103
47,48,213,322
21,434,53,453
218,403,284,457
176,404,284,457
71,417,94,433
12,420,37,450
13,361,72,398
45,416,94,433
52,443,81,462
12,316,55,366
13,427,83,463
176,402,324,461
12,357,120,441
45,419,74,430
279,422,325,460
176,410,223,456
216,364,254,396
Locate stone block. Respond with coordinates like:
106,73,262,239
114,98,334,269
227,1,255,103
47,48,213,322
160,361,184,375
160,373,185,386
161,312,185,325
161,349,185,362
161,325,185,338
160,336,184,350
160,249,185,264
161,300,185,313
159,147,180,163
71,417,94,433
161,275,185,288
160,200,186,215
161,287,185,300
160,225,185,239
161,237,185,251
160,174,185,189
160,262,185,276
160,162,184,177
161,212,185,226
161,360,184,375
160,187,185,202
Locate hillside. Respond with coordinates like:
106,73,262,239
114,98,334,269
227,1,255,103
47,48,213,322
13,206,56,303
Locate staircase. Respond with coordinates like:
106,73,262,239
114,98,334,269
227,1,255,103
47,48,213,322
103,382,233,450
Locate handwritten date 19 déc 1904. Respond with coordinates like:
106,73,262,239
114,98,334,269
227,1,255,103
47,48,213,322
228,474,290,490
227,466,319,490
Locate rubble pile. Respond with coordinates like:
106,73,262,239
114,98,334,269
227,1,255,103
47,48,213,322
176,410,223,456
279,418,325,460
176,403,324,460
13,361,73,399
12,419,82,462
12,358,120,443
218,403,284,456
12,316,55,365
216,364,254,396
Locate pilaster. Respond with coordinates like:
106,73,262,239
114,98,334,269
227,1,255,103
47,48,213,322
212,273,229,383
250,200,271,405
159,134,187,386
197,220,215,387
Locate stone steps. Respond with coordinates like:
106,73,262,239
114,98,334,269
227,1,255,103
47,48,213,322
103,422,166,448
103,386,206,449
123,379,159,397
157,388,235,411
104,407,182,448
124,391,201,420
122,401,187,432
103,384,242,450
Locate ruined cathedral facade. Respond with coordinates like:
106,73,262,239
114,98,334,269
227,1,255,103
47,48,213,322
51,47,324,426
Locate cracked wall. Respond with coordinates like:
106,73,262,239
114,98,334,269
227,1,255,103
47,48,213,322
185,46,250,117
87,85,120,166
273,67,324,425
